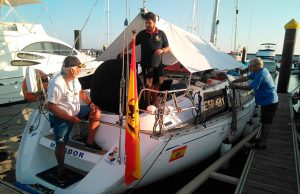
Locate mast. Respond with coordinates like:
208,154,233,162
233,0,239,54
106,0,110,47
210,0,220,45
191,0,197,35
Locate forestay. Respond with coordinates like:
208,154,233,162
98,11,243,73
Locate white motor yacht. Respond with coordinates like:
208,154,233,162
256,43,278,79
0,0,101,105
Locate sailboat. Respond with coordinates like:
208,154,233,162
0,0,101,105
16,9,256,194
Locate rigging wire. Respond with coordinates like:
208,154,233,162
31,3,45,27
246,0,255,52
117,0,130,165
71,0,100,55
200,0,209,38
97,0,108,50
230,0,235,52
43,3,58,39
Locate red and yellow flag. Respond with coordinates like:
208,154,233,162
169,145,187,162
125,34,141,185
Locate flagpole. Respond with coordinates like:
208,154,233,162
117,7,129,164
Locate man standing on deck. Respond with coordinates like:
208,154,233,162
230,57,278,149
47,56,101,183
125,11,171,106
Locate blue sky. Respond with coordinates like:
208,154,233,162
2,0,300,54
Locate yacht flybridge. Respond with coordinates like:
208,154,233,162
256,43,278,79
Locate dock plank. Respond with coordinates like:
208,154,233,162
244,179,297,194
241,93,298,194
0,180,28,194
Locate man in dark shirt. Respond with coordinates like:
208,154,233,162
125,11,170,106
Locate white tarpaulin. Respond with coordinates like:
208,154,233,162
98,12,243,73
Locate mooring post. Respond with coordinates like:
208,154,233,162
74,30,82,52
241,47,247,64
277,19,300,93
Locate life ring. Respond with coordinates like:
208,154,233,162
22,69,48,102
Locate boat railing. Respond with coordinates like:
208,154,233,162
138,87,195,112
0,23,17,31
259,43,276,50
138,88,189,101
138,87,195,135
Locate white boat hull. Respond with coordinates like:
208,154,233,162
16,90,255,194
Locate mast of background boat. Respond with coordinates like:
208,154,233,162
233,0,239,55
191,0,198,35
106,0,110,47
210,0,220,45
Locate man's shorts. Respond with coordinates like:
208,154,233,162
49,105,91,145
143,64,164,86
146,64,164,78
260,102,278,124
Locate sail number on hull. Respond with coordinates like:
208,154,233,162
203,89,228,118
204,97,225,111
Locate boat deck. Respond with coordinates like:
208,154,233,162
240,93,299,194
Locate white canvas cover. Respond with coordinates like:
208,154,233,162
98,12,243,73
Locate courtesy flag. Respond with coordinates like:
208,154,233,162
125,32,141,185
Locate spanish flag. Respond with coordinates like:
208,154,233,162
125,34,141,185
169,145,187,162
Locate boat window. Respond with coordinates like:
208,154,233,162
21,42,77,56
43,42,53,54
51,43,77,56
259,56,275,61
22,42,46,53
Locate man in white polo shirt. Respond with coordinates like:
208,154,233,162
47,56,101,183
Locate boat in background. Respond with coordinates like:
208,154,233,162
256,43,278,79
0,0,101,105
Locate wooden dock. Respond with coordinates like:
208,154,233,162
0,180,28,194
239,93,299,194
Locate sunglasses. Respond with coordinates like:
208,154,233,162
77,63,86,68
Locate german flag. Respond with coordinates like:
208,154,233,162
169,145,187,162
125,33,141,185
